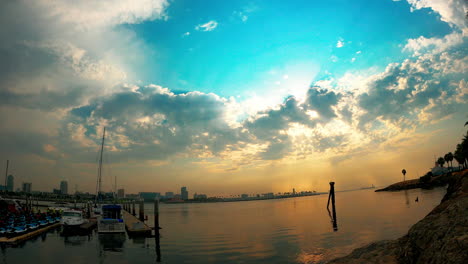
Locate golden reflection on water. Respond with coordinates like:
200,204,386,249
149,187,445,263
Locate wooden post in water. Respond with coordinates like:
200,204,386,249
326,182,338,231
139,199,145,221
154,198,161,262
132,200,136,216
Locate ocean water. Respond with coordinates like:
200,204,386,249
0,187,446,264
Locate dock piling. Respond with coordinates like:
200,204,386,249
327,182,338,231
154,198,161,262
139,199,145,222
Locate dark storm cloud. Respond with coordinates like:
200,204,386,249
65,86,250,162
305,87,341,119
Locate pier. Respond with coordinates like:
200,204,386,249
122,210,152,237
0,223,60,245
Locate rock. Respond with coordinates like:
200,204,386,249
328,170,468,264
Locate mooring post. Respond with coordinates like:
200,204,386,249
154,198,161,262
327,181,338,231
132,200,136,216
139,199,145,221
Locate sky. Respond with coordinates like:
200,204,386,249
0,0,467,196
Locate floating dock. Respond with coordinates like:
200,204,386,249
122,210,152,237
0,223,60,245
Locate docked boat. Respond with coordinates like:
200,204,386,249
61,209,87,230
97,204,125,233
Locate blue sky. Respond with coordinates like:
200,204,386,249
0,0,466,195
124,0,452,97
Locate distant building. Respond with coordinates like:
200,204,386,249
60,180,68,195
173,194,182,200
165,192,174,199
22,182,32,193
53,189,61,195
293,188,296,195
0,185,6,191
181,187,188,200
241,194,249,199
125,194,139,199
7,175,14,192
139,192,160,201
117,189,125,198
193,193,207,199
262,193,274,199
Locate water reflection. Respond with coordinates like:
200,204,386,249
0,188,446,264
63,234,91,246
404,190,410,206
98,233,126,252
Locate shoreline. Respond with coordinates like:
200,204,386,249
327,169,468,263
375,171,456,192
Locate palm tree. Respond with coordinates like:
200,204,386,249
437,157,445,168
444,152,454,171
402,169,406,181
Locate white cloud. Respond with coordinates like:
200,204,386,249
351,57,356,63
405,0,467,29
195,20,218,32
403,31,465,56
37,0,169,30
336,39,344,48
356,51,362,54
183,32,190,37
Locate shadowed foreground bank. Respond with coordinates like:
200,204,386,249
328,170,468,264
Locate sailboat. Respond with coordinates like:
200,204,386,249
95,127,125,233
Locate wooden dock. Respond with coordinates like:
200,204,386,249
0,223,60,245
122,210,152,237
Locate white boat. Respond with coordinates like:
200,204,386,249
97,204,125,233
61,209,87,229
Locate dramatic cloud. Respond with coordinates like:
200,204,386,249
405,0,467,28
36,0,168,30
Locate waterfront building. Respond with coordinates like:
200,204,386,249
125,193,139,199
7,175,14,192
241,194,249,199
60,180,68,195
181,186,188,200
117,188,125,198
139,192,160,201
165,192,174,199
194,193,207,199
22,182,32,193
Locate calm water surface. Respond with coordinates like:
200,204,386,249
1,187,446,264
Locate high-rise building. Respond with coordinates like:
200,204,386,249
22,182,32,193
6,175,14,192
60,180,68,195
117,188,125,198
181,186,188,200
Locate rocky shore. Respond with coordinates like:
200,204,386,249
328,169,468,264
374,172,454,192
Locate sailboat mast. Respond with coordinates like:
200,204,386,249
97,127,106,201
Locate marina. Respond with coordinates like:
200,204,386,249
0,188,447,263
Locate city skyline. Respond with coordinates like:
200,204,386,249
0,0,467,196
